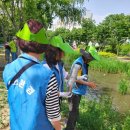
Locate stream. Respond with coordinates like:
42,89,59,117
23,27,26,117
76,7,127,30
88,69,130,113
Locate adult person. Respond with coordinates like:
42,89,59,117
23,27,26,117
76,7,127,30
8,37,18,61
65,46,100,130
3,19,61,130
4,42,11,64
43,35,75,98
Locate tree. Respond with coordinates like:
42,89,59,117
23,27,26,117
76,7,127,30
0,0,88,41
81,18,97,44
97,14,130,54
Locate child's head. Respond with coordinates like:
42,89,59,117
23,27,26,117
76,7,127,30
16,19,48,54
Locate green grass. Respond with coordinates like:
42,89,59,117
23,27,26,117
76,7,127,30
61,96,130,130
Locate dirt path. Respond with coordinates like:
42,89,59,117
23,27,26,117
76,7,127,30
117,56,130,62
0,126,10,130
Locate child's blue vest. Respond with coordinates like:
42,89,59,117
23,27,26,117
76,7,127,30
42,61,64,92
72,56,89,95
52,61,64,92
3,53,54,130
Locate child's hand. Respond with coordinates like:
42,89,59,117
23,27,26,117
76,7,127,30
87,82,96,89
59,92,72,98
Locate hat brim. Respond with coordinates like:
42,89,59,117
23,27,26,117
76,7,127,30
86,46,100,61
16,23,49,44
50,36,76,54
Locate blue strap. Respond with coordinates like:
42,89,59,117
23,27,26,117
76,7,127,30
7,57,38,88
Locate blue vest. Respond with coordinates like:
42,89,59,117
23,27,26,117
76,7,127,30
3,53,54,130
42,61,64,92
52,62,64,92
72,56,89,95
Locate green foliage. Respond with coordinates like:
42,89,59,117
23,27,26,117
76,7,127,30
63,51,80,70
60,99,69,117
103,45,113,52
0,84,5,89
61,96,130,130
99,51,117,58
122,112,130,130
126,69,130,79
118,79,128,95
81,19,97,44
77,96,122,130
119,44,130,55
78,43,87,49
90,57,130,74
52,28,71,41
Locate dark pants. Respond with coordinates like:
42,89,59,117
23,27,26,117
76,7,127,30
5,49,11,63
65,94,81,130
11,52,18,61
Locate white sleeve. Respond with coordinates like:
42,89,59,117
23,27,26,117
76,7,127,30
62,66,68,79
67,64,81,87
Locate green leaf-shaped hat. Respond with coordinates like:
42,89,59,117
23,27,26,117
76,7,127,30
86,46,100,60
50,35,75,54
16,23,49,44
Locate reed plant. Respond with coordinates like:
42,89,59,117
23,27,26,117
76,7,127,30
89,57,130,74
118,79,128,95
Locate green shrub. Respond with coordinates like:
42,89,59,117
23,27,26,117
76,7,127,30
103,45,113,52
122,112,130,130
118,79,128,95
126,69,130,79
76,96,122,130
99,51,117,58
119,44,130,56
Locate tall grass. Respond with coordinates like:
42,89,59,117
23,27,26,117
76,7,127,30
118,79,129,95
64,53,130,74
89,57,130,74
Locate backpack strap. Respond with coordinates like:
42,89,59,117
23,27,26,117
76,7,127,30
7,57,38,89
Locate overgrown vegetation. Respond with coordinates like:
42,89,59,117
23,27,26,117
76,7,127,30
89,57,130,74
118,79,129,95
61,96,130,130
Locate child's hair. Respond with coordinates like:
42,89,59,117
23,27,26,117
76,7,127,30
17,19,48,54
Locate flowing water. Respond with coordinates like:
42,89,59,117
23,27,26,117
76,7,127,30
89,70,130,113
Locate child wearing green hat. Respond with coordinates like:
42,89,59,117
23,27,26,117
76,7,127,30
3,19,61,130
42,35,75,99
65,46,100,130
8,38,18,61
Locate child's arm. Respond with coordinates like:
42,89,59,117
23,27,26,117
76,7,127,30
67,64,81,92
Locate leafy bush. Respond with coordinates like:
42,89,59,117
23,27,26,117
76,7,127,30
99,51,117,58
122,112,130,130
118,79,128,95
126,69,130,79
103,45,113,52
119,44,130,56
61,96,130,130
76,96,122,130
